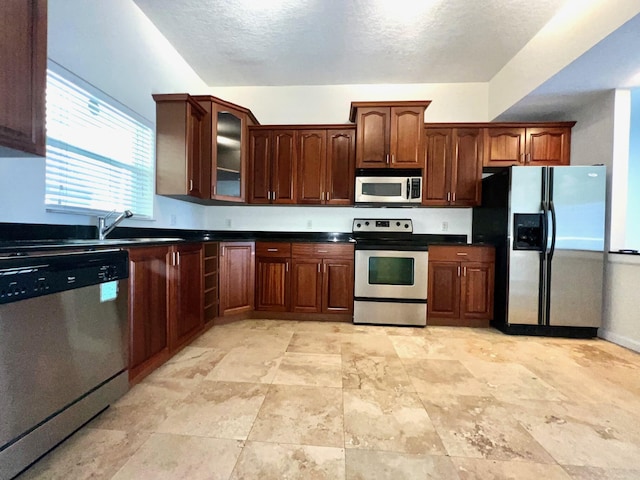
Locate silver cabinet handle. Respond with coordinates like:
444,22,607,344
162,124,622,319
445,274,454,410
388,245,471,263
317,263,321,273
447,192,451,202
386,154,390,164
391,154,395,164
317,250,328,253
457,265,461,276
456,252,468,256
176,251,180,266
452,192,456,202
463,266,467,277
326,191,330,201
267,248,278,252
286,262,289,272
189,179,194,191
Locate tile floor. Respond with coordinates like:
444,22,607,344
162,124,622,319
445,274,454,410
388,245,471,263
18,319,640,480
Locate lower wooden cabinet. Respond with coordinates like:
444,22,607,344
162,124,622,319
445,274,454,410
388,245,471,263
219,241,255,315
128,243,204,384
254,242,355,316
427,245,495,327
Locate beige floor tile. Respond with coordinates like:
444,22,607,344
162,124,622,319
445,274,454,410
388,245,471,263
19,428,149,480
272,352,342,387
562,465,640,480
230,441,345,480
294,320,347,334
403,359,491,398
421,395,555,463
343,388,445,455
191,327,293,352
345,449,459,479
503,398,640,469
111,433,242,480
146,346,226,382
155,381,268,440
460,359,568,402
342,353,415,393
286,332,342,354
341,333,398,357
389,335,456,360
383,325,426,336
88,378,194,433
248,384,344,447
452,458,572,480
205,346,283,383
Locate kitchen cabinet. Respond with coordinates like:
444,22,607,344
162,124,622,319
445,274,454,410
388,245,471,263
350,101,431,168
423,127,482,206
291,243,354,314
203,242,219,325
248,128,297,204
154,94,208,200
219,242,255,315
193,95,259,202
255,242,291,311
427,245,495,327
0,0,46,156
128,243,204,383
297,127,356,205
169,243,204,351
483,124,574,167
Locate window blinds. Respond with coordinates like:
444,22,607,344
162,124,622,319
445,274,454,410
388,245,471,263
45,69,154,218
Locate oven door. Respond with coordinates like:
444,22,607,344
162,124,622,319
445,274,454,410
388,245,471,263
354,249,428,300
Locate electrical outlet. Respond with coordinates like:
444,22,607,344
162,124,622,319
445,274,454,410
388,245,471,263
306,220,312,229
225,218,232,228
169,214,177,226
442,221,448,232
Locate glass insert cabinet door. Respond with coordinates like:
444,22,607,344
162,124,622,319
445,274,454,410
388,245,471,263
368,256,415,285
214,110,243,199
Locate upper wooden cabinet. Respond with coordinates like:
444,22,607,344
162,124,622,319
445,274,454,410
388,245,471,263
297,127,355,205
193,95,258,202
155,94,258,203
0,0,47,156
350,101,431,169
423,127,482,207
248,128,297,204
483,123,574,167
154,94,208,200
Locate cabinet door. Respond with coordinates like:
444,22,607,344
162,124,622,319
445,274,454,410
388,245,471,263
423,128,451,206
291,258,322,313
171,243,204,350
451,128,482,206
256,257,290,311
219,242,255,315
355,107,390,167
272,130,297,204
0,0,46,156
461,262,494,321
212,107,245,201
483,127,525,167
186,103,208,198
297,130,326,204
128,246,170,378
427,261,461,320
326,128,355,205
249,129,271,204
390,106,425,168
322,259,354,313
526,127,571,166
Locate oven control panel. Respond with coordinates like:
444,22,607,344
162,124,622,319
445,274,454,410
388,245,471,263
352,218,413,233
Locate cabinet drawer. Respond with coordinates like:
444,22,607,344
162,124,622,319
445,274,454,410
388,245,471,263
292,242,354,258
428,245,495,263
256,242,292,257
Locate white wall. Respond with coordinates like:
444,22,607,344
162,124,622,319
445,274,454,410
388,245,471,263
0,0,209,230
210,83,489,124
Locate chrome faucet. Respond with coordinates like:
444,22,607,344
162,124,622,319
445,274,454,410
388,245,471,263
98,210,133,240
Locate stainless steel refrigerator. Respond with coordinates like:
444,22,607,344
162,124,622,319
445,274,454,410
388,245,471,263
472,165,606,337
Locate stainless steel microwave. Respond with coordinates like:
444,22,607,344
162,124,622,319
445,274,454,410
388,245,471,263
355,170,422,204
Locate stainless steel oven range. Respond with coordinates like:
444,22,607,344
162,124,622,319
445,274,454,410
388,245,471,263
353,218,428,326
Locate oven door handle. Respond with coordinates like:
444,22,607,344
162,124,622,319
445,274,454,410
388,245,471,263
406,179,410,200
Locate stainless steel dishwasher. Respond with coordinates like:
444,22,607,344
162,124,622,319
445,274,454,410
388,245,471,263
0,249,129,480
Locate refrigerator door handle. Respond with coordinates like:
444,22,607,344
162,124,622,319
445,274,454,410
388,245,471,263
549,200,557,261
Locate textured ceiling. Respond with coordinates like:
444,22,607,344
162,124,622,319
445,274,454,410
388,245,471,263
133,0,569,87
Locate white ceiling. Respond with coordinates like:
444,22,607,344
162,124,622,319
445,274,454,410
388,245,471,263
133,0,640,118
132,0,569,86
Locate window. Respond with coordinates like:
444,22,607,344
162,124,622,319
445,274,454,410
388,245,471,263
45,65,154,218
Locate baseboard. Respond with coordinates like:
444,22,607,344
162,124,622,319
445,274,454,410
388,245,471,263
598,329,640,353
